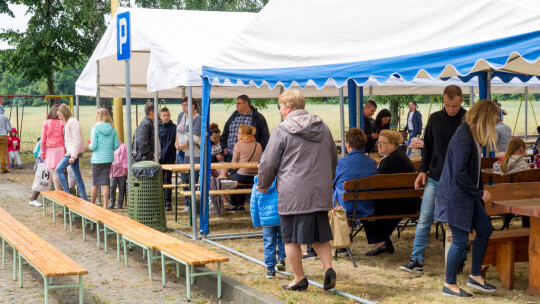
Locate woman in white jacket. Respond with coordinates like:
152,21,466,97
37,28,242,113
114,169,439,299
55,104,88,200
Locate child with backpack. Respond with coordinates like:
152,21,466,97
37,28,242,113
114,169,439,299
8,128,22,169
250,176,285,279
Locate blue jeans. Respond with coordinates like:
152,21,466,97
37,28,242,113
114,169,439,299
262,226,285,271
55,156,88,200
410,177,438,264
446,199,492,284
407,131,418,156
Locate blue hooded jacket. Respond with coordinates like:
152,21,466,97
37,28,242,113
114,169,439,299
89,122,119,164
250,176,279,227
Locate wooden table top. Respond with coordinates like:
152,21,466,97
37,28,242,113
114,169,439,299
370,155,422,164
492,198,540,218
162,162,258,172
408,145,424,149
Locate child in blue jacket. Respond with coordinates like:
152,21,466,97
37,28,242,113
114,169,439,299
250,176,285,279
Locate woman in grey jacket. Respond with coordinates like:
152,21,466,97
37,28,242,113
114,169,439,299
435,100,498,297
257,90,337,292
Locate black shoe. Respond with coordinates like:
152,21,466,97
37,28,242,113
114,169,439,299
165,202,172,211
336,248,348,256
2,170,8,174
117,203,123,209
237,206,245,212
266,270,276,279
442,286,473,298
282,278,308,291
365,243,394,256
400,259,424,274
323,268,336,291
107,202,115,209
467,277,496,292
276,259,286,271
227,206,238,212
302,253,317,260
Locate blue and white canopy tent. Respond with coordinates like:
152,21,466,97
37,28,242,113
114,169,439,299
197,0,540,235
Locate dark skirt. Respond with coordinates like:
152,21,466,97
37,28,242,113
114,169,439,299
92,163,112,186
280,211,333,244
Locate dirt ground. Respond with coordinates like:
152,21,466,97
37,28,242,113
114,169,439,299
0,154,215,304
1,153,538,304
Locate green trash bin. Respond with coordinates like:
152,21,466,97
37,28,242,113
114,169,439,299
128,161,166,231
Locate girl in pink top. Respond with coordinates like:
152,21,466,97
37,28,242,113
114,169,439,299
108,142,128,209
40,104,65,190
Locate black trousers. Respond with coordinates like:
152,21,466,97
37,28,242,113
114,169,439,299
110,176,127,205
162,169,172,203
229,173,254,207
361,218,402,244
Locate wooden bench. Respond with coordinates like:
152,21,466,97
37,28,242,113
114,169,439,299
341,172,422,266
0,207,87,304
40,190,229,300
482,168,540,185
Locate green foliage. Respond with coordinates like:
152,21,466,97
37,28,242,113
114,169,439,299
0,0,107,94
0,0,13,17
133,0,269,12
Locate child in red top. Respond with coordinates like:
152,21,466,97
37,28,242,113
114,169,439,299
7,128,21,169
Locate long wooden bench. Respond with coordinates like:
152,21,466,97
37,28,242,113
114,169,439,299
0,207,87,304
482,168,540,185
40,190,229,300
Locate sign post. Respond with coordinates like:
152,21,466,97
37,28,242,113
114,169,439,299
117,11,132,187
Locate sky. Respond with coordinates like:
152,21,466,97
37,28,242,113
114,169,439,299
0,4,31,50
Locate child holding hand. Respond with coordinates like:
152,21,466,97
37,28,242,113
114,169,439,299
8,128,22,169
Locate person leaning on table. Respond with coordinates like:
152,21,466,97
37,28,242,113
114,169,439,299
434,99,498,298
257,89,337,292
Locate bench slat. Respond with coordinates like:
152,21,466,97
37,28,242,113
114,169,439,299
343,189,424,201
343,173,419,190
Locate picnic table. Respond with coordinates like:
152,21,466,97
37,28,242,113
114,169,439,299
161,162,258,224
492,199,540,296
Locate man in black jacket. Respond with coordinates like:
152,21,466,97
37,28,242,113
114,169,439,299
159,107,176,211
400,85,467,275
363,100,378,154
133,102,155,162
220,95,270,162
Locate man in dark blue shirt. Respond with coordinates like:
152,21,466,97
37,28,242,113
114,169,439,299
159,107,177,211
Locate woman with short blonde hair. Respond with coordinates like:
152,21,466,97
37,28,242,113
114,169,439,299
435,99,498,297
278,90,306,110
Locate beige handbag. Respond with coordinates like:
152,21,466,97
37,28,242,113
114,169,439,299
328,199,351,249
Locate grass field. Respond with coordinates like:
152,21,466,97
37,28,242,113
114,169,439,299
9,100,540,152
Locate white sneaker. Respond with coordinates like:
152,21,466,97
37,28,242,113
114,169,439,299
29,200,42,207
181,207,190,213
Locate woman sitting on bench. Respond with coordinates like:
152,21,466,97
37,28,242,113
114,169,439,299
362,130,420,256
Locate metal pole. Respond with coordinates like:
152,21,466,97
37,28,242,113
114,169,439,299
75,95,80,120
339,87,346,157
153,92,159,162
525,87,528,140
125,59,133,188
356,86,361,127
469,87,474,106
187,87,197,240
96,60,100,109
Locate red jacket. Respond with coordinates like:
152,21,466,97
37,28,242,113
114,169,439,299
7,135,20,151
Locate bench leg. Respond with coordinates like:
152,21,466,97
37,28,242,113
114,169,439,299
82,217,86,242
96,223,101,249
52,202,56,223
123,237,129,268
18,253,22,288
12,248,16,281
217,262,222,298
495,241,515,289
63,206,67,230
116,233,121,262
345,247,357,268
176,262,180,279
161,254,166,287
191,265,195,285
44,275,49,304
42,197,46,217
147,249,153,281
2,238,5,268
104,226,108,253
186,263,191,301
69,211,73,232
79,275,83,304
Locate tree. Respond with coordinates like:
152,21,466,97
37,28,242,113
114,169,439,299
133,0,268,12
0,0,13,17
0,0,107,95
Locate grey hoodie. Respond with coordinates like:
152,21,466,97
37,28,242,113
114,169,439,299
0,106,12,136
258,109,337,215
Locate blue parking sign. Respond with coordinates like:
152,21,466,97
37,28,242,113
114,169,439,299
117,11,131,60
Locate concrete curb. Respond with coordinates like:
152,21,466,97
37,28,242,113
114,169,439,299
175,265,285,304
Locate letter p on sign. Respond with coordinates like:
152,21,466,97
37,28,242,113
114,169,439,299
117,11,131,60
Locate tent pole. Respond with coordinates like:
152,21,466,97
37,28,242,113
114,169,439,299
469,87,474,106
153,92,159,162
96,60,100,109
187,86,197,240
525,87,528,140
75,95,80,120
347,79,357,128
478,71,491,100
356,86,362,127
125,59,133,190
339,87,346,157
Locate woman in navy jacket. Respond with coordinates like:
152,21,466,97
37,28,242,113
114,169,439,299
434,100,498,297
404,101,422,156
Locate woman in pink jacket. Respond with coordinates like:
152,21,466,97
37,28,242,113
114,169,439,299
41,104,64,190
56,104,88,200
